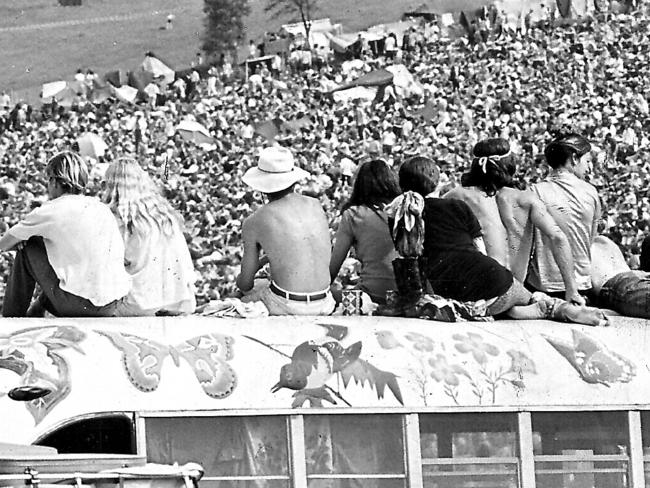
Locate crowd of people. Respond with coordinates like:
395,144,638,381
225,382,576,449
0,3,649,316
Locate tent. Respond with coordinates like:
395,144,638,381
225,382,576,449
141,53,175,84
333,86,378,103
328,33,360,54
104,70,129,88
111,85,138,104
385,65,423,97
41,81,67,100
330,69,394,93
280,18,342,47
128,69,154,93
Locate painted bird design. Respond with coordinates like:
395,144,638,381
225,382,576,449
543,329,636,386
271,338,403,407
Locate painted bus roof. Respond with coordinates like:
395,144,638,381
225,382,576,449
0,314,648,444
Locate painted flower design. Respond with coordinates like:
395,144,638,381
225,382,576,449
453,333,499,365
429,354,469,386
405,332,435,352
507,349,537,375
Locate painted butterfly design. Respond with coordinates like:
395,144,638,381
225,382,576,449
97,331,237,399
0,325,86,424
543,329,636,386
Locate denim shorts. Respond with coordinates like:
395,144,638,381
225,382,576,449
600,271,650,319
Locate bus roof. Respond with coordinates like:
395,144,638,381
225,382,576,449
0,315,645,444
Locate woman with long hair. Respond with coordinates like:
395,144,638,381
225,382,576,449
102,158,196,316
329,159,401,304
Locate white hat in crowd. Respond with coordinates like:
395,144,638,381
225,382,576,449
242,146,309,193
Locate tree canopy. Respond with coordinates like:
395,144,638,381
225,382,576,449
202,0,251,57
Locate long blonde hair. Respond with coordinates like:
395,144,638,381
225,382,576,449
102,158,180,236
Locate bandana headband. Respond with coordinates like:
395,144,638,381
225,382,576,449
477,149,511,173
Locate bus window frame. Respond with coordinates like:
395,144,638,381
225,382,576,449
35,411,136,453
131,409,648,488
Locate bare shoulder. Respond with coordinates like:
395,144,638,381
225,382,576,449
444,186,466,199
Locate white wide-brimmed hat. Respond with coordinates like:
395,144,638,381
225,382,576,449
242,146,309,193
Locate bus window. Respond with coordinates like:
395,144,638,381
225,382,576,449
532,411,629,488
37,414,135,454
419,413,518,488
304,414,405,488
145,416,289,488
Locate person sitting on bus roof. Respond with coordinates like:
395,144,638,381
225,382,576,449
236,146,336,315
591,235,650,319
0,151,130,317
445,138,585,306
398,155,607,326
101,158,196,316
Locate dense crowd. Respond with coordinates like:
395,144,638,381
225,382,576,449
0,5,649,306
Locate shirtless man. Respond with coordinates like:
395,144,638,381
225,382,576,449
237,146,335,315
445,138,587,307
591,235,650,319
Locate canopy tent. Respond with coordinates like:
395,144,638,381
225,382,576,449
127,69,154,95
333,86,378,103
104,69,129,88
385,65,424,97
280,18,342,47
111,85,138,104
41,81,68,100
280,18,342,37
176,120,214,145
330,68,394,93
366,20,418,47
328,33,360,54
141,53,175,84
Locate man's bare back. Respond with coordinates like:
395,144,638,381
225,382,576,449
241,193,331,293
446,186,579,302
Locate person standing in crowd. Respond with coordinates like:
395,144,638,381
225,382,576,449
446,138,584,305
0,152,129,317
397,155,605,325
329,160,401,304
528,133,602,303
237,146,335,315
102,158,196,316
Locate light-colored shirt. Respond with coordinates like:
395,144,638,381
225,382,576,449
529,171,601,292
118,220,196,316
8,195,130,306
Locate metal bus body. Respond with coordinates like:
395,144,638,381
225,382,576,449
1,315,649,488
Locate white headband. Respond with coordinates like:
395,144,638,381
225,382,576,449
477,149,511,174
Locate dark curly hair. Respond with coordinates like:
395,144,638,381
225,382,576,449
460,138,516,196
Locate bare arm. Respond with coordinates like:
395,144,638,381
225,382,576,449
236,218,261,293
0,232,22,252
529,198,584,305
591,195,602,243
329,228,354,283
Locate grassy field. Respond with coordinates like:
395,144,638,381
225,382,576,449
0,0,506,102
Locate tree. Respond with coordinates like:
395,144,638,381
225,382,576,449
202,0,251,58
265,0,319,49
